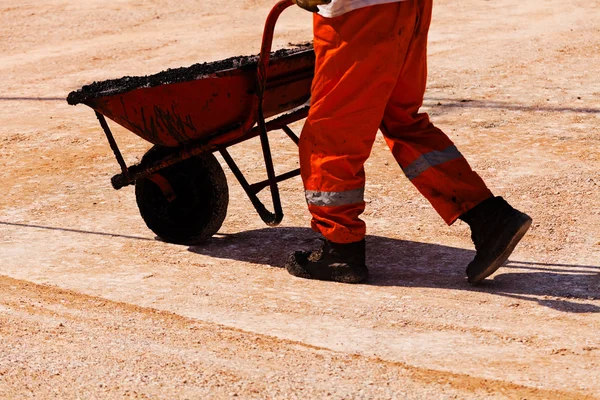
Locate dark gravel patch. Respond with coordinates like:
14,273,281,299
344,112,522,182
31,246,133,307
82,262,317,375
67,44,313,106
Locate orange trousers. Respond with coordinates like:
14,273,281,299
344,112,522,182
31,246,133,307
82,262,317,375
300,0,493,243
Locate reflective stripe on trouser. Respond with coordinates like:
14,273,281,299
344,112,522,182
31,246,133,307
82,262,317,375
300,0,492,243
402,146,463,181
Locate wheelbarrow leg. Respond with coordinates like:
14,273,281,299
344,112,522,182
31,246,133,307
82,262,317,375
254,104,284,226
219,141,285,227
95,111,130,181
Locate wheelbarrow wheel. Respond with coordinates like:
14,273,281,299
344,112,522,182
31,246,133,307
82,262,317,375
135,146,229,245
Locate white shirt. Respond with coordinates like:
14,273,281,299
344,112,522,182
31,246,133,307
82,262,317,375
318,0,405,18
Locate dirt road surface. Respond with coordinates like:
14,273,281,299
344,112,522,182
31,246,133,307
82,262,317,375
1,0,599,398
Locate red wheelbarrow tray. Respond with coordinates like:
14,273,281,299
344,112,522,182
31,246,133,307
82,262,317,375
66,44,314,148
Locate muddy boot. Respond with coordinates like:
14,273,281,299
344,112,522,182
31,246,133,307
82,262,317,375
285,239,369,284
460,196,532,284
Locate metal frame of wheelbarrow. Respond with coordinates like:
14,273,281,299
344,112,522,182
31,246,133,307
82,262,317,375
94,0,307,227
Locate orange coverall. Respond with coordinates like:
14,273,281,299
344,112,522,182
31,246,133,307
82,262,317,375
300,0,493,243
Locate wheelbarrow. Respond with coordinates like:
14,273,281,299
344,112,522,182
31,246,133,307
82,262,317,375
67,0,314,245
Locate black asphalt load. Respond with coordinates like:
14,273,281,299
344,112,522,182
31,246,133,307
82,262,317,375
67,44,313,106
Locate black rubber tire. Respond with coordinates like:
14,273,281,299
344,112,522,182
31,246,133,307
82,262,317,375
135,146,229,245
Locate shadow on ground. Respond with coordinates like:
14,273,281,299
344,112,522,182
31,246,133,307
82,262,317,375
0,221,154,241
0,96,65,101
2,220,597,313
189,226,600,314
423,97,600,114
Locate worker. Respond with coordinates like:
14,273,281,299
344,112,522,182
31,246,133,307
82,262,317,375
286,0,532,284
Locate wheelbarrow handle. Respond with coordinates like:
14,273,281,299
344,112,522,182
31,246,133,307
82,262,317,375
253,0,300,227
256,0,297,99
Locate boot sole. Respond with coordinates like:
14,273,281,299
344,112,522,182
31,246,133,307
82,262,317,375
468,215,532,285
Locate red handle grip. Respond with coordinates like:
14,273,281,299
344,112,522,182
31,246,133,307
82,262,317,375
257,0,297,98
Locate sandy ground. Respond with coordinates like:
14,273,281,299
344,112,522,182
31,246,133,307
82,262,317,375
1,0,599,398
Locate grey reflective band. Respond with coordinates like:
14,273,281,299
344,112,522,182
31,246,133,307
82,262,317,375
305,187,365,207
403,145,463,181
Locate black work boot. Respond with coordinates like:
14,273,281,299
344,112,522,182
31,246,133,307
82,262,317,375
285,239,369,284
460,196,532,284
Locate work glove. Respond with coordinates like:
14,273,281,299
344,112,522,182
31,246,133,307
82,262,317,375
296,0,332,12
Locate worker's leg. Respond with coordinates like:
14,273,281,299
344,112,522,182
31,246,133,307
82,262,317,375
381,0,531,284
287,2,419,283
381,0,493,225
299,2,418,244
